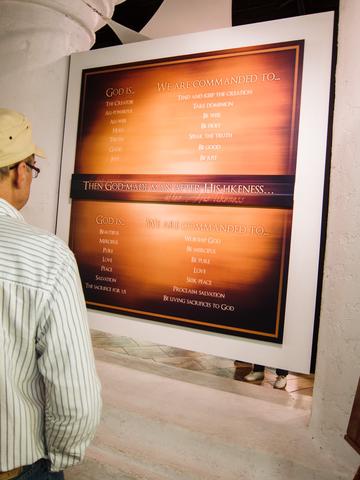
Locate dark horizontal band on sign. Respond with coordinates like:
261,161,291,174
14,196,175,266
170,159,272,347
70,174,295,208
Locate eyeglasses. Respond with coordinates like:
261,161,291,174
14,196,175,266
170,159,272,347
9,161,40,179
25,162,40,179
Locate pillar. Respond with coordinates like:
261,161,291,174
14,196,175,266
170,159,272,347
0,0,117,231
309,0,360,472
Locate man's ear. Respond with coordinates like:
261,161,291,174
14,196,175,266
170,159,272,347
12,162,27,189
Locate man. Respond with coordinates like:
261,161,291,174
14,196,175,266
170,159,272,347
0,108,102,479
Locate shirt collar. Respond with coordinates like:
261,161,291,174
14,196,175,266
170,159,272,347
0,198,25,222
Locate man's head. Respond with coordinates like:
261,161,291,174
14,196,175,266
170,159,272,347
0,108,45,209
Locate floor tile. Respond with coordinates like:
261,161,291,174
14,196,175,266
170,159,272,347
90,330,314,397
64,348,348,480
121,345,165,359
162,358,205,371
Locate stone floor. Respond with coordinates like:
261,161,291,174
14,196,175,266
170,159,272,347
64,333,350,480
90,329,314,398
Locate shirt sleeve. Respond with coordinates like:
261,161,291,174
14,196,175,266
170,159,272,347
35,250,102,472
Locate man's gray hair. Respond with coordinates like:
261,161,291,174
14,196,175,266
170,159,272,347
0,154,35,181
0,165,10,181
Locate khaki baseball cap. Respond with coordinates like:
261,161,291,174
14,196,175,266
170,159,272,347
0,108,46,168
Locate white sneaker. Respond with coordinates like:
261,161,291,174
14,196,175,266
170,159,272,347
274,375,287,389
244,371,265,382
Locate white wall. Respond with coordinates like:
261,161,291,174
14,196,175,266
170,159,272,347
309,0,360,468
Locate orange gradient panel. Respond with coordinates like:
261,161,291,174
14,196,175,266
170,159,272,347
69,201,291,336
75,45,301,176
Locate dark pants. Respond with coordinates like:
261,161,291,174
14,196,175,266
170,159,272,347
14,460,64,480
253,364,288,376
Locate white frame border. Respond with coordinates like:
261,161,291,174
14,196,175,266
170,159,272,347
57,12,334,373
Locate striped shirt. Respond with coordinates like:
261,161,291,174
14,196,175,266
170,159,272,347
0,198,101,472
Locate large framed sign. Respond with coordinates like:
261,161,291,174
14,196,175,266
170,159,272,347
57,12,334,372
